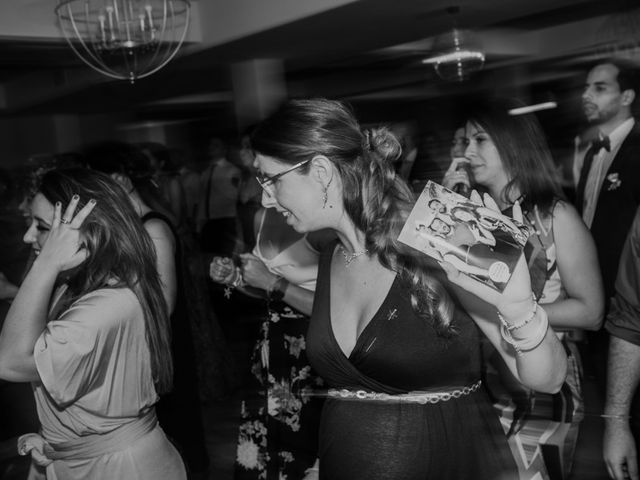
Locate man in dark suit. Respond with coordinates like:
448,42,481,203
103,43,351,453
574,58,640,393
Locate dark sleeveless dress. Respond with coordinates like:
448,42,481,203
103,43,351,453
141,212,210,476
306,243,517,480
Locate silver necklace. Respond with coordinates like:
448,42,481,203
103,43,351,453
338,245,368,266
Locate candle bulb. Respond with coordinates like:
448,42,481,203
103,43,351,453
98,14,107,44
106,6,115,41
145,5,155,40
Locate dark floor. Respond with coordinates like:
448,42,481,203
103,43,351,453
203,302,611,480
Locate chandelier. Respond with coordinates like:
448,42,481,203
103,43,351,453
422,7,485,82
55,0,191,82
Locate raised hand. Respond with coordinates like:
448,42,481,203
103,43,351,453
37,195,96,273
442,157,471,191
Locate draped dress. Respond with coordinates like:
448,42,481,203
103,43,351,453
30,286,186,480
306,243,517,479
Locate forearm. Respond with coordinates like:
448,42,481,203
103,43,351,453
0,260,57,380
280,282,315,316
513,327,567,392
469,297,567,393
605,335,640,418
543,297,603,331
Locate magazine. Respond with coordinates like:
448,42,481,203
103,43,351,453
398,181,530,292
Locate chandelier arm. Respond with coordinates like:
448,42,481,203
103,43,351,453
135,4,190,80
149,0,186,65
57,3,126,79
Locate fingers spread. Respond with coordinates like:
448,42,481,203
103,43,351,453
62,194,80,223
70,199,96,229
52,201,62,228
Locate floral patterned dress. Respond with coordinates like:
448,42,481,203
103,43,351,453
236,301,324,479
235,226,324,480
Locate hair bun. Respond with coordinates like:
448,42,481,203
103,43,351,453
364,127,402,162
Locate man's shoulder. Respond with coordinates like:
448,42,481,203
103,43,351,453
619,118,640,145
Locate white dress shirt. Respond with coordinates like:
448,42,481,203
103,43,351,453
573,117,635,227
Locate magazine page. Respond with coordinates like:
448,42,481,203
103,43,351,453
398,181,530,292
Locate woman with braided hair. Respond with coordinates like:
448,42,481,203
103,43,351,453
250,98,567,479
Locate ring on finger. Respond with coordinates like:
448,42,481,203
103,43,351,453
60,218,71,225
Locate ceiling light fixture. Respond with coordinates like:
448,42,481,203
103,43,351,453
508,101,558,116
55,0,190,83
422,6,485,82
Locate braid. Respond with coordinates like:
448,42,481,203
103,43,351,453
357,128,457,336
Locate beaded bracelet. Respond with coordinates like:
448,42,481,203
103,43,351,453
499,305,549,356
497,294,538,331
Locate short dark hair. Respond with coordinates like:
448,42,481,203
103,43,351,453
591,58,639,95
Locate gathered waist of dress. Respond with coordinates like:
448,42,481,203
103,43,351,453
323,380,482,405
44,409,158,461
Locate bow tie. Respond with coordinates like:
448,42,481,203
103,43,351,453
591,136,611,153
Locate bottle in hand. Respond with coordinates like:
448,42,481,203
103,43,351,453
453,162,471,198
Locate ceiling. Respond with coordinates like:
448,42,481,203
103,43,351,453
0,0,637,123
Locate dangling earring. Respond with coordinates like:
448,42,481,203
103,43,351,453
322,177,333,209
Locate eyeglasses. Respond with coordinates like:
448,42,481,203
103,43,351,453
256,159,311,196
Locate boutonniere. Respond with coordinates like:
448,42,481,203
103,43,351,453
606,172,622,191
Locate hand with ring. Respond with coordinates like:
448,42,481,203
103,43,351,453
442,157,471,191
36,194,97,273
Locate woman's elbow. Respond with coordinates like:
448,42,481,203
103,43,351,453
545,364,568,394
531,361,568,394
0,357,22,382
584,301,605,331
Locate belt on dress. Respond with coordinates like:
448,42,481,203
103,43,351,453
326,380,482,404
44,409,158,461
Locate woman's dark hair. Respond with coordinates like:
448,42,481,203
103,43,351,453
83,141,177,225
37,168,173,394
465,97,564,215
251,98,456,335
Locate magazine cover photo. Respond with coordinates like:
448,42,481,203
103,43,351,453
398,181,530,292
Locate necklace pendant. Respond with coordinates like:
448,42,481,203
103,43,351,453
339,245,368,267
